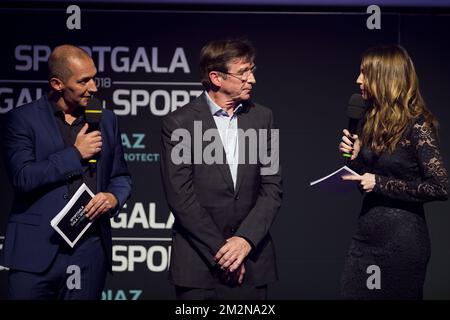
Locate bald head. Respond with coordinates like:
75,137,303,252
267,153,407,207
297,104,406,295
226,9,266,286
48,44,92,83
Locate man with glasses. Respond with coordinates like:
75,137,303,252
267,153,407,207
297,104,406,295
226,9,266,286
161,39,282,299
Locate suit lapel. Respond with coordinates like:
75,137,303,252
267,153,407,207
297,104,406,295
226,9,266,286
194,94,235,192
37,96,65,151
234,102,253,196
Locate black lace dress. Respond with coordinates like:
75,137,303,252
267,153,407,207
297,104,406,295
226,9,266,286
341,116,449,299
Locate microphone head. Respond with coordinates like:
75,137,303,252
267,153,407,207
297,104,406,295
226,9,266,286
347,93,366,120
85,97,103,124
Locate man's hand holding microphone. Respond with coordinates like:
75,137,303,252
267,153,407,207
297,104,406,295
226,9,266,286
73,102,118,220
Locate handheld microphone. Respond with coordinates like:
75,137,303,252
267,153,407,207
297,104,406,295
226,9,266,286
85,98,103,167
343,93,366,158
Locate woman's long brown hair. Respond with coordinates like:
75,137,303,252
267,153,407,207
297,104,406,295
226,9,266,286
360,44,437,155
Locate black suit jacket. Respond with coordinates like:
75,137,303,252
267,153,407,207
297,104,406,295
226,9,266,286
161,93,282,288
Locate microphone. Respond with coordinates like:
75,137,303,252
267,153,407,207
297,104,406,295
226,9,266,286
85,97,103,167
343,93,366,158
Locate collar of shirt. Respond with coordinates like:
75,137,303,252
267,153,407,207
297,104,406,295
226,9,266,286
205,91,242,118
51,101,85,125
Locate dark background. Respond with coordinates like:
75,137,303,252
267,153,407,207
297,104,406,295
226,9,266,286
0,3,449,299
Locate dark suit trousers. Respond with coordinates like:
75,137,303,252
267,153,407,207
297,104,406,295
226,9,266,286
8,234,106,300
175,283,268,300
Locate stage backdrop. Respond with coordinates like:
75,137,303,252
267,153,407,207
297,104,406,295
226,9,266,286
1,6,449,299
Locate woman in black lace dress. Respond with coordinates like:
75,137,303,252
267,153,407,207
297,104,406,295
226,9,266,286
339,44,449,299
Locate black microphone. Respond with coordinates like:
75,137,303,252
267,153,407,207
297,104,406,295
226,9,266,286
343,93,366,158
85,98,103,168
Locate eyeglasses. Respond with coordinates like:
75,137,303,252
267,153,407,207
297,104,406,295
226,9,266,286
219,65,257,81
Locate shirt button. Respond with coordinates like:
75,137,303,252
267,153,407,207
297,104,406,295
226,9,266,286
63,194,69,200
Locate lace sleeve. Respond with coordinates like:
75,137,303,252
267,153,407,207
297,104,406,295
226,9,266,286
348,152,367,175
346,150,370,194
373,119,449,202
